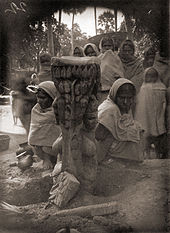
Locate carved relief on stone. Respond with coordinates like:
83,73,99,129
51,56,101,195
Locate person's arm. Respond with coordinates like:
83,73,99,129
95,123,114,162
95,123,114,146
95,123,109,140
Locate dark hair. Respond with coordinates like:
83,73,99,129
37,88,53,100
101,36,114,47
39,53,51,64
145,67,159,77
116,83,136,97
144,47,156,58
122,39,135,54
84,45,95,55
73,46,84,57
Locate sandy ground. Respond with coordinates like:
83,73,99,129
0,104,169,233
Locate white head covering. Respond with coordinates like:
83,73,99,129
84,43,99,56
38,81,57,100
98,78,142,143
73,46,85,57
108,78,135,102
99,36,115,52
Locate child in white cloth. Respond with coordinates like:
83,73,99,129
28,81,61,169
135,67,167,158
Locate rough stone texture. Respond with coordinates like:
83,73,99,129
52,57,100,193
53,201,117,217
49,171,80,208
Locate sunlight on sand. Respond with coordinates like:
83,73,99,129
0,105,26,135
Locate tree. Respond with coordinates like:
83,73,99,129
63,7,86,54
73,23,88,48
8,20,48,71
97,11,115,34
94,6,97,35
118,17,159,56
119,19,127,32
59,23,88,56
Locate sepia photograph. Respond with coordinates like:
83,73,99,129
0,0,169,232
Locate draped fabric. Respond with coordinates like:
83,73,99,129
83,43,99,56
99,37,115,52
38,81,58,100
118,40,144,93
28,81,61,146
28,104,61,146
153,52,170,87
97,78,144,161
98,50,124,91
73,46,85,57
135,69,167,136
119,56,144,93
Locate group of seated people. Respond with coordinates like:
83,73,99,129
26,36,170,170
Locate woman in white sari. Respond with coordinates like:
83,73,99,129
95,78,144,162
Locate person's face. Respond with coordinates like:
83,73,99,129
102,41,114,53
115,84,135,114
145,69,158,83
36,89,53,109
122,45,134,60
73,48,82,57
85,46,97,57
146,56,155,67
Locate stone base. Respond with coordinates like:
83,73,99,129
49,171,80,208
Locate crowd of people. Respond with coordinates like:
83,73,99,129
11,36,170,170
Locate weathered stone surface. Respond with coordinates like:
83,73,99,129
49,171,80,208
90,201,118,216
54,201,117,217
52,57,100,193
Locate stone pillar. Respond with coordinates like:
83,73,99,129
166,86,170,158
51,57,101,193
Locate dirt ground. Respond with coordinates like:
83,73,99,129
0,105,169,233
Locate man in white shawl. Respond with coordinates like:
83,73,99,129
28,81,61,169
95,78,144,162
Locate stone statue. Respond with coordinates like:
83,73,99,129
50,56,101,207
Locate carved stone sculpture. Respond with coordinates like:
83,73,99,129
51,56,101,195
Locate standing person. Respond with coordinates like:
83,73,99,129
10,90,19,125
11,76,36,134
99,36,115,54
153,51,170,88
83,43,99,57
98,36,124,104
143,46,156,69
135,67,167,159
95,78,144,163
28,81,61,170
31,53,52,85
118,39,144,93
73,46,84,57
